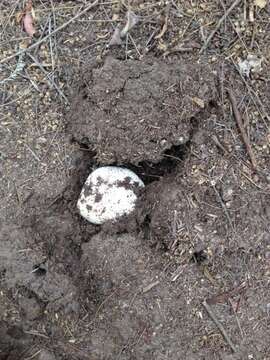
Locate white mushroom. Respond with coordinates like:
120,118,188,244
77,166,144,225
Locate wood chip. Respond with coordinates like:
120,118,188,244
142,280,160,293
192,97,205,108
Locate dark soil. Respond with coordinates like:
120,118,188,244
1,1,270,359
68,56,216,164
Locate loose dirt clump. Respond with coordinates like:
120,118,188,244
0,321,32,360
68,56,216,164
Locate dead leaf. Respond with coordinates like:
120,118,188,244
155,4,170,39
22,0,36,37
23,12,35,37
25,0,32,12
112,13,119,21
203,266,217,286
15,11,24,24
254,0,267,8
157,40,167,52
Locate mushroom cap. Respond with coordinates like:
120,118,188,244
77,166,144,225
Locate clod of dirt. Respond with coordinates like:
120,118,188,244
0,222,80,316
78,166,144,224
18,295,42,321
0,321,31,360
68,57,216,165
138,176,193,249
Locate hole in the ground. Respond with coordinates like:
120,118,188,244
72,139,189,185
209,99,218,108
125,144,188,184
191,249,208,264
0,268,6,280
60,140,190,240
32,264,47,277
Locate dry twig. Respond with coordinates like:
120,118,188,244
202,300,237,353
155,3,171,39
211,183,235,234
27,53,69,104
227,88,257,170
199,0,242,53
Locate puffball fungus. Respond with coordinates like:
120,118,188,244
77,166,144,225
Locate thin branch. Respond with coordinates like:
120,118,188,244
199,0,242,53
202,300,237,353
27,53,69,104
227,88,257,170
211,183,235,235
